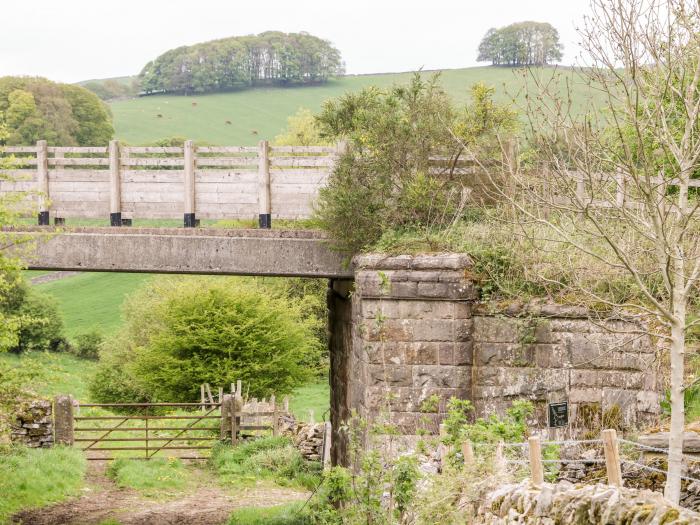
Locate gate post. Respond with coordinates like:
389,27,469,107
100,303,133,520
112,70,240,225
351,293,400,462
53,395,74,446
220,394,232,440
232,394,243,444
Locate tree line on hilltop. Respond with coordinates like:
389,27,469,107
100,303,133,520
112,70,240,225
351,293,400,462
138,31,345,96
477,21,563,66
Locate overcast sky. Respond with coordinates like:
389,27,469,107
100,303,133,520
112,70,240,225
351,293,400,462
1,1,590,84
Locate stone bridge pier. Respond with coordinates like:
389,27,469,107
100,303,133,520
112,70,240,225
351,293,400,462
328,254,660,464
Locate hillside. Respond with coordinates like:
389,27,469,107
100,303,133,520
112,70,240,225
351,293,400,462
106,66,591,145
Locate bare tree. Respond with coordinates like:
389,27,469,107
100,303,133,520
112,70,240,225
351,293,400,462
457,0,700,503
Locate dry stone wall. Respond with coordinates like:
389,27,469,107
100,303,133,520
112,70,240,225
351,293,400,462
11,400,53,448
328,253,661,453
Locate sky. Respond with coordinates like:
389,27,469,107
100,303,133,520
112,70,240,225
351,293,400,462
0,1,591,84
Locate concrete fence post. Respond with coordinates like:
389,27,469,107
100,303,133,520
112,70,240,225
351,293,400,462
53,395,74,446
602,429,623,487
109,140,122,226
36,140,49,225
322,421,332,470
258,140,271,228
183,140,196,227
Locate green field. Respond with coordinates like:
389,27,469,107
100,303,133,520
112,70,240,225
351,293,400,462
108,66,592,145
36,272,152,338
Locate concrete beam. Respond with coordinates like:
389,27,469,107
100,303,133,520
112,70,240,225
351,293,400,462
3,227,353,278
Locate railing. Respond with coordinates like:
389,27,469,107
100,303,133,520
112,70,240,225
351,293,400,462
0,140,343,228
0,140,480,228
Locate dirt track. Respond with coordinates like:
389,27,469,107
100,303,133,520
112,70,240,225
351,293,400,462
12,461,308,525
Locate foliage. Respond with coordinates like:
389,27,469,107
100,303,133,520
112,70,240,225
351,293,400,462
227,503,309,525
314,74,517,253
71,330,103,360
477,22,563,66
273,108,331,147
210,436,321,490
0,446,86,522
140,32,344,95
91,277,321,403
5,289,66,355
0,356,46,440
0,76,113,145
82,78,139,101
106,457,190,496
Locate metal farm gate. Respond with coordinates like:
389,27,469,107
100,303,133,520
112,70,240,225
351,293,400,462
55,395,280,460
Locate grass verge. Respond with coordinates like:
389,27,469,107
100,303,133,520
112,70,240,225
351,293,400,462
106,457,191,497
210,437,320,491
0,446,86,523
227,503,309,525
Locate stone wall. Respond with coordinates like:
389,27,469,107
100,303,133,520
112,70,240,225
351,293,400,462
327,253,661,454
475,481,698,524
11,400,53,448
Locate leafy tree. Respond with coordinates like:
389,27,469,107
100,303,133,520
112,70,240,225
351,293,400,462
91,277,322,403
314,74,517,253
0,77,113,146
273,108,331,147
139,32,344,95
477,21,563,66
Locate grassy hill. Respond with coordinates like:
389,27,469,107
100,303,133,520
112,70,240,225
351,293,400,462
107,66,591,145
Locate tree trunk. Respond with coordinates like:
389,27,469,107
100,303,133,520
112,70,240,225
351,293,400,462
664,290,686,504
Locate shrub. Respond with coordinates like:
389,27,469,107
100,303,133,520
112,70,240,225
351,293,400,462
314,75,517,253
11,290,65,354
72,330,103,360
91,277,321,403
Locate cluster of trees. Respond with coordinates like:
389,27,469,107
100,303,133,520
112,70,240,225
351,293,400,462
477,21,562,66
0,77,114,146
139,31,344,95
82,78,139,101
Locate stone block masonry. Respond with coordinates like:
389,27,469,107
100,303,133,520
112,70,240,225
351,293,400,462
329,253,660,456
11,400,53,448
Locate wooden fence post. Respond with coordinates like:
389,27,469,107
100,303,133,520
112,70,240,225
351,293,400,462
184,140,196,227
494,440,506,477
461,439,474,467
200,384,206,413
271,395,279,437
36,140,49,225
258,140,271,228
232,395,243,445
528,435,544,487
602,429,623,487
53,395,74,445
109,140,122,226
220,394,232,440
322,421,332,470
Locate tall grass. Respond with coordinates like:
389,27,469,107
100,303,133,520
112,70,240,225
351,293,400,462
106,457,191,497
227,503,309,525
210,437,320,490
0,446,86,523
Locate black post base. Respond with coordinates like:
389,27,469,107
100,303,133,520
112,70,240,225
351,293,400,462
38,211,49,226
184,213,197,228
258,213,271,229
110,212,122,227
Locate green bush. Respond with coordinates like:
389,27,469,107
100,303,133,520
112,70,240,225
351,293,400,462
11,290,65,354
91,277,321,403
314,75,517,253
72,330,103,360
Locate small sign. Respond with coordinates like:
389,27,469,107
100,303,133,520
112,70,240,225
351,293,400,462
548,402,569,427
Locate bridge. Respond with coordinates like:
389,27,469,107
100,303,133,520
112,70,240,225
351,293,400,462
3,226,351,278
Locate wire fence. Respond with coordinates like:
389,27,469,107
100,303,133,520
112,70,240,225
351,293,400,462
492,431,700,486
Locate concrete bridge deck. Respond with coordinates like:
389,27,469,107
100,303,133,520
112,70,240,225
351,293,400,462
2,226,352,278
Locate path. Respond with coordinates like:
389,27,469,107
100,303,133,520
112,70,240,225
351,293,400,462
12,461,309,525
30,271,82,285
